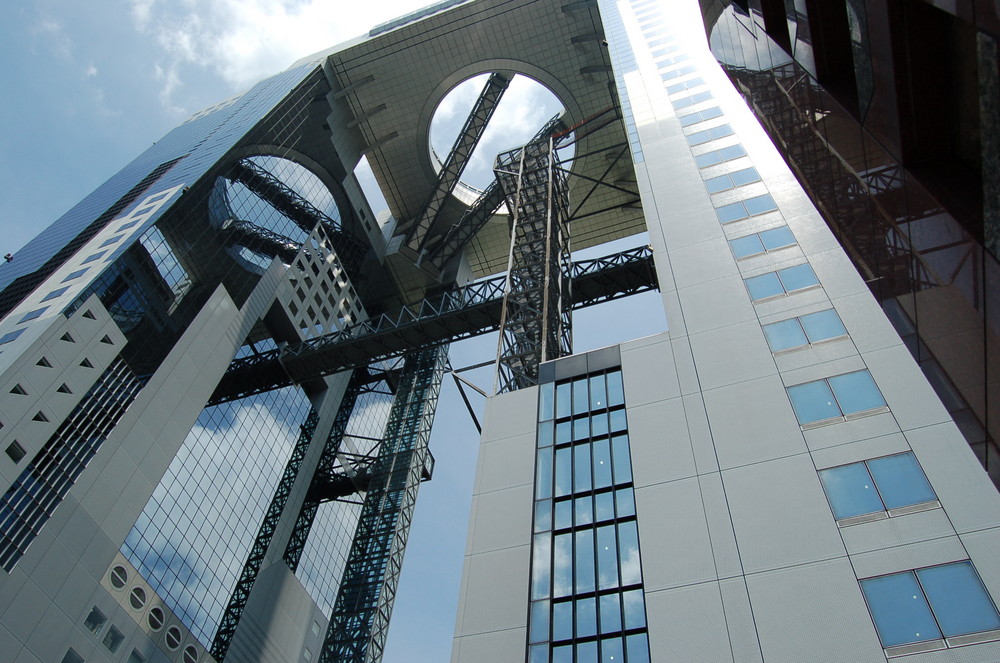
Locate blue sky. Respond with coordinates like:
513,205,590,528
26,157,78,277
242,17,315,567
0,2,666,661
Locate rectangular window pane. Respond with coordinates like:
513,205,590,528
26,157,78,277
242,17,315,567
555,448,572,497
535,499,552,533
573,377,589,415
787,380,841,424
597,525,619,590
574,496,593,527
577,641,597,663
829,371,885,415
763,319,808,352
536,448,553,499
866,453,936,510
618,521,642,586
718,144,746,160
553,533,573,597
575,529,596,593
540,383,555,421
556,421,572,445
573,417,590,441
861,572,941,646
595,491,615,522
555,500,572,530
607,371,625,406
530,600,549,643
745,272,783,301
776,264,819,292
593,439,613,489
577,596,598,638
611,435,632,484
552,644,572,663
600,593,622,634
759,226,795,250
695,151,722,168
575,444,592,492
538,421,554,448
705,174,732,193
610,409,627,433
626,633,651,663
19,307,47,323
729,167,760,185
553,600,573,640
600,636,624,663
591,412,609,437
40,286,69,302
622,588,647,629
818,462,884,520
590,374,607,410
730,234,765,259
917,562,1000,637
556,382,572,418
615,488,636,518
531,534,551,600
716,201,747,224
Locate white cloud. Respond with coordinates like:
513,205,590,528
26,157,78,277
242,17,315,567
84,64,98,77
127,0,434,111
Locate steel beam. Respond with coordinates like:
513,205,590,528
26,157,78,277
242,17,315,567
400,73,510,253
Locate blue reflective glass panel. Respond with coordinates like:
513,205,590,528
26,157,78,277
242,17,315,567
555,500,572,530
573,417,590,442
745,273,783,301
590,374,607,409
695,151,722,168
575,529,596,594
552,644,572,663
743,194,777,216
705,174,733,193
828,371,885,415
600,593,622,634
535,499,552,533
536,448,553,499
595,491,615,522
777,264,819,292
787,380,841,424
763,319,807,352
759,226,795,250
556,421,572,445
917,562,1000,637
623,588,647,629
799,309,847,342
818,462,883,519
701,106,723,120
40,286,69,302
577,641,598,663
618,521,642,585
610,409,627,433
612,435,632,484
716,202,747,224
730,234,765,259
861,572,941,646
607,371,625,406
530,600,549,643
718,144,746,160
81,251,107,264
540,383,555,421
626,633,651,663
867,453,935,510
575,444,592,492
555,448,572,497
573,377,589,415
577,596,598,638
729,167,760,186
575,496,593,526
0,329,25,345
593,439,613,489
62,268,88,282
537,421,554,448
553,534,573,597
597,525,619,590
616,488,636,518
591,412,609,437
600,637,624,663
529,644,547,663
18,307,47,323
531,534,550,600
556,382,571,418
553,600,573,640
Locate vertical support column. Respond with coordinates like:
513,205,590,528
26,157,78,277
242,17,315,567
320,346,448,663
493,135,572,393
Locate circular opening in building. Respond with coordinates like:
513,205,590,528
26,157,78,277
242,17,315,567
129,587,146,610
147,606,165,631
109,566,128,590
429,73,571,205
212,155,347,270
183,645,199,663
165,626,182,651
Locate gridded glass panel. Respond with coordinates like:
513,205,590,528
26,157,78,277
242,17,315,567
745,272,784,300
862,572,941,646
828,370,885,414
759,226,795,249
799,309,847,342
787,380,840,423
730,234,765,258
916,562,1000,637
763,319,808,351
819,462,883,519
776,264,819,292
866,453,935,510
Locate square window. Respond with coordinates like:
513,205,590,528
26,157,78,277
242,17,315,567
828,370,885,414
716,201,747,224
799,309,847,342
762,318,808,351
745,272,783,301
861,571,941,646
916,562,1000,637
759,226,795,250
818,462,884,520
730,234,765,259
743,193,777,216
865,452,935,510
776,264,819,292
82,251,107,264
729,167,760,186
5,441,26,464
84,606,107,634
695,151,722,168
787,379,840,424
718,144,746,160
705,174,733,193
103,625,124,652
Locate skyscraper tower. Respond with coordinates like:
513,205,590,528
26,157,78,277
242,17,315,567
1,2,1000,663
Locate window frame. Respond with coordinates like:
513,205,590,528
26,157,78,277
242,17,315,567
786,369,887,427
818,451,939,526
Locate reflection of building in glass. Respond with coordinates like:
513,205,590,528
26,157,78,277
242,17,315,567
698,0,1000,483
2,1,1000,663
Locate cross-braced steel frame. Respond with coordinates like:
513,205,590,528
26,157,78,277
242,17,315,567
402,72,511,254
493,133,573,392
319,346,448,663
